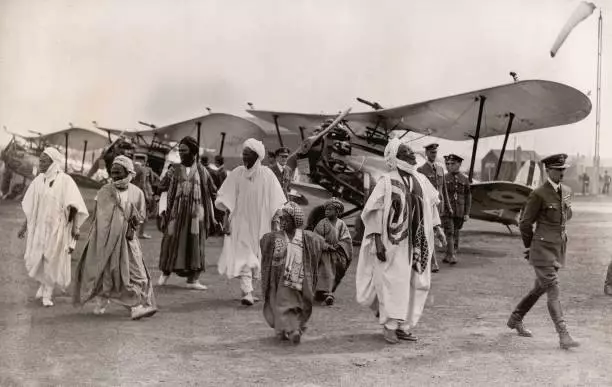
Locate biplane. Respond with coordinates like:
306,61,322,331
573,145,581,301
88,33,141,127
246,79,592,236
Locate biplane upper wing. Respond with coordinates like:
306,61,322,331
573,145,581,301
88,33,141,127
38,127,110,151
247,80,592,141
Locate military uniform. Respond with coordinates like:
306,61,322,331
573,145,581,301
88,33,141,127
442,154,471,264
507,153,579,349
417,143,452,272
268,147,294,196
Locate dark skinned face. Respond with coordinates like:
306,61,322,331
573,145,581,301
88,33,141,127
279,210,296,232
118,148,134,160
178,144,195,165
242,148,258,169
325,206,338,220
396,144,417,166
38,153,53,173
110,164,128,181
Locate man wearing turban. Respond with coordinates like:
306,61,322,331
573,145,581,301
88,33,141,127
260,201,325,344
215,138,287,306
157,136,218,290
356,138,446,344
73,156,157,320
18,147,89,307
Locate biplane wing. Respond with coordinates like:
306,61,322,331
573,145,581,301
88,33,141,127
247,79,591,141
38,127,110,151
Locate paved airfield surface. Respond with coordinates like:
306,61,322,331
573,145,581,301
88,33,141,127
1,196,611,386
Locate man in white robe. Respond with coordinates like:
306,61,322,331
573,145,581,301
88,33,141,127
18,147,88,307
215,139,287,306
356,138,446,344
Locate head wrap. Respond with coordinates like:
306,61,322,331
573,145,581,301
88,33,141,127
324,197,344,214
243,138,266,161
41,147,63,179
180,136,200,155
384,137,417,173
282,201,305,229
111,155,135,190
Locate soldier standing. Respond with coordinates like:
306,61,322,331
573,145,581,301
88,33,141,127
507,153,579,350
417,143,452,272
442,154,471,265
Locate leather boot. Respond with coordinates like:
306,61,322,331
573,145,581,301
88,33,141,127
508,285,544,337
547,300,579,349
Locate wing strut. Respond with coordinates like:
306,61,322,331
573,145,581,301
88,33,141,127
64,132,69,172
494,112,515,180
81,140,88,173
468,96,486,182
196,121,202,147
273,115,284,147
219,132,226,156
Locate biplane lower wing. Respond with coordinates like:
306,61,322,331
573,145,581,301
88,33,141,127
247,80,591,141
469,181,532,226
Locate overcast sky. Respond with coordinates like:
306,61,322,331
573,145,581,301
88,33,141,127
1,0,611,160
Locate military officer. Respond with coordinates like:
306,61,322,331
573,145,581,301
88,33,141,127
442,154,471,265
507,153,579,350
268,147,294,195
418,143,452,272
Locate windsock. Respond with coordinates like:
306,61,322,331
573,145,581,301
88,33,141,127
550,1,596,57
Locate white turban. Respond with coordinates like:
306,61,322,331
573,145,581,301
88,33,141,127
42,147,63,178
43,147,63,165
112,155,135,174
384,137,417,173
243,138,266,161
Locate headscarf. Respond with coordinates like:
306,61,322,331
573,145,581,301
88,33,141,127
180,136,200,155
41,147,63,180
112,155,135,190
324,197,344,215
242,138,266,179
282,201,305,229
384,137,418,174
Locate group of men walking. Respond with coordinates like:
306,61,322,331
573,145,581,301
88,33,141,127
16,133,610,349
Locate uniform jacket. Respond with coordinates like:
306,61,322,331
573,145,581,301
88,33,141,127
445,172,472,218
268,164,293,194
519,180,573,267
418,162,452,216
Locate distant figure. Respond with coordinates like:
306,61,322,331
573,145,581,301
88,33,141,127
356,139,446,344
507,153,579,350
268,147,294,196
213,155,227,185
603,170,611,195
313,198,352,305
417,143,452,273
442,154,472,265
103,140,135,176
73,156,156,320
260,202,325,345
215,139,286,306
133,153,160,239
580,172,590,195
18,148,88,307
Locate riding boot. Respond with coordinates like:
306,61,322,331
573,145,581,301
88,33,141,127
547,300,579,349
507,286,543,337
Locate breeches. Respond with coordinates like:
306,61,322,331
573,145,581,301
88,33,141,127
442,217,464,256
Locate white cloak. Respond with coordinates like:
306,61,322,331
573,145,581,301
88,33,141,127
215,165,286,278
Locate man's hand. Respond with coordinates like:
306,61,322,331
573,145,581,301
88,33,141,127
463,215,469,222
553,261,562,272
523,249,530,260
71,223,80,240
374,234,386,262
17,224,27,239
222,214,231,236
434,226,446,247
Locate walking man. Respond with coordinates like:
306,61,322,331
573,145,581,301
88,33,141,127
417,143,452,272
442,154,471,265
507,153,579,350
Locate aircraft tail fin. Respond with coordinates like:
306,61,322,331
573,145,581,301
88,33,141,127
514,159,541,188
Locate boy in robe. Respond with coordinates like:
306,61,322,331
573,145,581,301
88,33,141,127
313,197,352,305
260,202,325,344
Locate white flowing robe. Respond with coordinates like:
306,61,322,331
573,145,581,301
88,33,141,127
215,165,286,278
356,170,440,329
21,172,88,290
